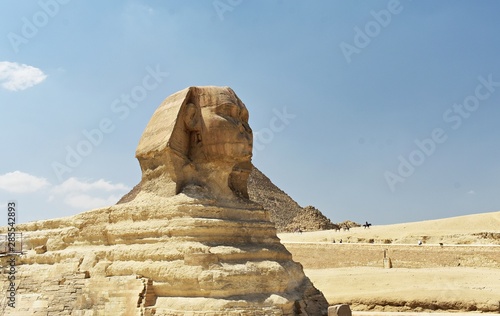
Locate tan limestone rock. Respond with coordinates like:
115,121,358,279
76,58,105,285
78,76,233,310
328,304,352,316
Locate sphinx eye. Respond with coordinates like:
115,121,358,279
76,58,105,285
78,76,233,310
217,103,239,119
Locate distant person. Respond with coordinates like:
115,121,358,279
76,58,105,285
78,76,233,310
418,240,422,245
339,239,342,244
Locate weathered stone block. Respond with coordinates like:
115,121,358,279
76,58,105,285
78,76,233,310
34,245,47,254
328,304,352,316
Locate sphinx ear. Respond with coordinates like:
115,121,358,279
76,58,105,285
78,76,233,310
184,103,200,131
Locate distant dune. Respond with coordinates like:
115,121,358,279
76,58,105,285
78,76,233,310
279,211,500,245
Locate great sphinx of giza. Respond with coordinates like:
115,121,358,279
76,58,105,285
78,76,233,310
0,86,329,315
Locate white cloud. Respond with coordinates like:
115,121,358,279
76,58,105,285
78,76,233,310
0,171,50,193
0,61,47,91
0,172,129,211
467,190,476,195
52,177,129,194
63,193,123,210
51,177,130,210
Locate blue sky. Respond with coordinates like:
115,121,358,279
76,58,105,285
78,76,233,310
1,0,500,225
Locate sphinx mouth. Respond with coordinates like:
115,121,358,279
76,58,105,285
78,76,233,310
240,153,252,159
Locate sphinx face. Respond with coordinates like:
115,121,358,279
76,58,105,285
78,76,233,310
136,86,253,198
199,92,253,163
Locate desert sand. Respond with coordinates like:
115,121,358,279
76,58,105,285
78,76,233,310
279,211,500,245
279,211,500,314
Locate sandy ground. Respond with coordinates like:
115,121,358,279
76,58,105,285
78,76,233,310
306,267,500,313
278,211,500,313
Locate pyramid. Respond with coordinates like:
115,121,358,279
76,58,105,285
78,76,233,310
247,167,304,232
285,206,339,232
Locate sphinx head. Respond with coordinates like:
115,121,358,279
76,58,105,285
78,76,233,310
136,86,253,199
